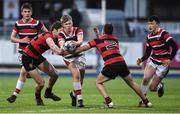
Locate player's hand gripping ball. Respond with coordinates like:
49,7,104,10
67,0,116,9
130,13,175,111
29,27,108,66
63,41,77,52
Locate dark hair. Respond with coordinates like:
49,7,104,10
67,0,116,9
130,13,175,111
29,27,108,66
104,23,113,34
60,15,72,24
148,15,160,24
50,21,61,31
21,3,32,12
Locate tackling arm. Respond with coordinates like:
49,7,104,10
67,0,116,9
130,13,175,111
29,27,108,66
46,38,63,55
75,44,91,53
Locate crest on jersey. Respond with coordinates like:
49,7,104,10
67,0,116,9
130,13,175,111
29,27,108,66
29,63,33,69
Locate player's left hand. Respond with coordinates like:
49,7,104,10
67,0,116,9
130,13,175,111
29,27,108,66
162,59,171,66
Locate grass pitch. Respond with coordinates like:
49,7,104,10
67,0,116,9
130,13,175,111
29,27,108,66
0,76,180,113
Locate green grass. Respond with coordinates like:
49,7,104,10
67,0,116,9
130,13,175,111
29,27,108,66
0,76,180,113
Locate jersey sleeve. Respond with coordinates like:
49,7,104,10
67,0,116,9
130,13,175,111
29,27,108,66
13,22,18,32
88,39,96,47
145,37,150,47
163,31,173,42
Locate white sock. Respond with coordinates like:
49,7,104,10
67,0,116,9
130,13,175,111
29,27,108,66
13,80,25,96
141,84,148,95
73,82,82,100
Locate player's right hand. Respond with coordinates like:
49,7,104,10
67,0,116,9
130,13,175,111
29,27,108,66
21,36,31,43
136,58,142,66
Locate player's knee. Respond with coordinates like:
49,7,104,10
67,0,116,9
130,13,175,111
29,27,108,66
149,85,156,91
95,79,102,85
143,77,150,84
37,80,45,88
20,70,28,77
73,72,80,80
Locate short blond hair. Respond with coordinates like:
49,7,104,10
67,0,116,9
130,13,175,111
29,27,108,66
60,15,72,24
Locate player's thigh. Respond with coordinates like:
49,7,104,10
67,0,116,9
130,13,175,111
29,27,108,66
38,60,58,77
144,64,156,80
96,73,111,84
28,69,44,86
19,66,28,80
76,55,86,70
67,62,80,78
156,65,169,78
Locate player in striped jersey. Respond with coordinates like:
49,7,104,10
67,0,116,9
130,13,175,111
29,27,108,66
136,15,178,105
21,21,63,105
58,15,85,107
7,3,49,103
74,23,152,108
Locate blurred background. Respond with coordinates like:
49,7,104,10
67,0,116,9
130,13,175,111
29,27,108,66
0,0,180,76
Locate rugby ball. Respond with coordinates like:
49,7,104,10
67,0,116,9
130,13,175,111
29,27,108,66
64,41,76,52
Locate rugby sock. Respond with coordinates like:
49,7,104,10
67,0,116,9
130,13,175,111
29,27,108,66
73,82,82,100
105,97,112,104
140,84,148,95
13,80,25,96
142,98,149,104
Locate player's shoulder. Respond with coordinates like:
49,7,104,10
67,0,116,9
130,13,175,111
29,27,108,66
31,18,41,24
15,19,23,25
40,32,53,39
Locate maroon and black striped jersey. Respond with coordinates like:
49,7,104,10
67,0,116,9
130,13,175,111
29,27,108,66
88,34,125,65
146,28,173,62
13,18,44,49
23,32,53,59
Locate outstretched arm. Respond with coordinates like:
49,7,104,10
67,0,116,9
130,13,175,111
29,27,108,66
46,38,63,55
75,44,91,53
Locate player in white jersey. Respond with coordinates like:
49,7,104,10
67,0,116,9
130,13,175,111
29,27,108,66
58,15,85,107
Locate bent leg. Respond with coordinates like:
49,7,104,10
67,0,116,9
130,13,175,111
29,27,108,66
96,73,111,98
141,64,156,95
14,67,27,95
68,62,84,107
38,60,58,89
38,60,61,101
123,74,152,107
149,75,162,91
28,69,45,94
96,73,113,107
7,67,28,103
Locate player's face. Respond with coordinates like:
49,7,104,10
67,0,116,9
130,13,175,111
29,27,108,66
52,29,60,38
62,20,73,32
148,20,159,33
21,8,32,20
